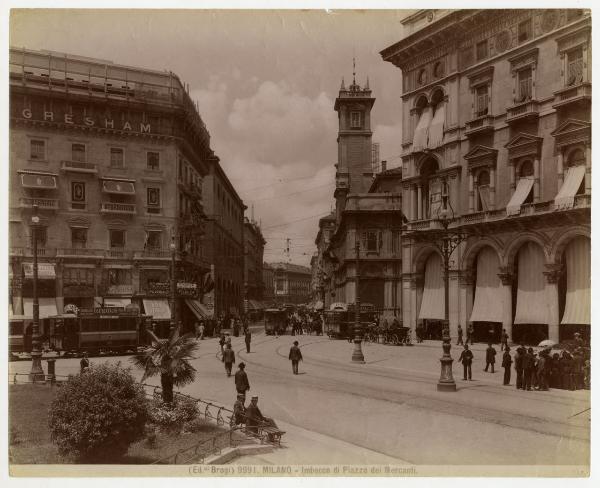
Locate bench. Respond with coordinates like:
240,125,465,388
256,424,286,446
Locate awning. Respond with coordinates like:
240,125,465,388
514,242,549,324
427,102,445,149
20,172,57,189
478,185,490,211
418,253,445,320
103,298,132,308
250,300,264,310
555,165,586,210
23,263,56,279
470,247,503,323
142,299,172,320
412,106,432,153
506,178,534,216
428,180,443,219
102,179,136,195
22,298,58,319
562,237,590,325
314,300,324,311
185,299,213,319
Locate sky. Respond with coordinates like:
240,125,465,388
10,9,411,266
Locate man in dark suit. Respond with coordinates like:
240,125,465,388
458,344,474,381
289,340,303,375
223,343,235,377
234,362,250,401
523,347,535,391
514,348,525,389
484,343,497,373
456,324,464,346
502,347,512,385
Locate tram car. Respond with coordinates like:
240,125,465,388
47,306,151,355
264,308,288,335
325,303,376,340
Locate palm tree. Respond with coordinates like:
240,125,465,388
131,326,199,403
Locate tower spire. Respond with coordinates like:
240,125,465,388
340,77,346,90
353,57,356,85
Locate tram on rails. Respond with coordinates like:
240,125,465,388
325,302,376,340
264,308,288,335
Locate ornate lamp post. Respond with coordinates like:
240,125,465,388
351,229,365,363
430,179,469,392
169,235,177,334
29,204,44,381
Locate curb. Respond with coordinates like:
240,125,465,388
205,443,275,464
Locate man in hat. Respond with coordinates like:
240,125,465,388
502,347,512,385
235,362,250,400
245,396,266,435
289,340,303,375
457,344,474,381
500,329,509,351
467,324,475,345
484,343,497,373
231,394,246,427
514,347,525,390
223,343,235,377
523,347,535,391
456,324,464,346
245,328,252,353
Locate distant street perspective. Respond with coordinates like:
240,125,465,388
7,7,591,475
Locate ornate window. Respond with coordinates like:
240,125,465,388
566,48,584,86
71,181,86,210
433,61,444,79
509,48,538,103
475,170,490,211
517,68,533,102
71,143,86,162
147,187,161,214
476,85,489,117
30,139,46,161
71,228,87,249
146,151,160,171
350,111,363,129
518,160,534,204
417,68,427,86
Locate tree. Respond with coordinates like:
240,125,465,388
48,363,148,462
131,326,199,403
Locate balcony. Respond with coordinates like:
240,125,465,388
19,197,59,210
9,247,57,257
506,100,540,125
134,249,172,259
345,194,402,212
57,248,104,258
105,248,133,259
552,83,591,109
464,115,494,137
61,160,98,174
100,202,136,215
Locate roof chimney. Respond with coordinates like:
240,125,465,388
381,160,387,172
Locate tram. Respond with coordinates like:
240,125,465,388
264,308,288,335
325,303,376,340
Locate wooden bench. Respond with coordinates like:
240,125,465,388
256,424,286,446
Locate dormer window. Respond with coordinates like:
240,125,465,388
350,111,362,129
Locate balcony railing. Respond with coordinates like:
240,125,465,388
105,248,133,259
9,247,56,257
19,197,59,210
552,83,591,109
100,202,136,215
506,100,539,124
57,248,104,257
61,160,98,174
465,115,494,137
134,249,172,259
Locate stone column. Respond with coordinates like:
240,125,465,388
509,161,516,191
459,269,475,330
543,264,562,343
533,157,540,203
489,167,496,209
497,267,513,342
402,276,413,333
585,143,591,194
557,149,564,189
417,184,423,220
384,280,394,316
55,260,64,314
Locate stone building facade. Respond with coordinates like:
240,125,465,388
269,262,312,305
380,9,591,343
8,48,219,332
243,217,266,312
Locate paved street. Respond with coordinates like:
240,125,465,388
9,326,590,466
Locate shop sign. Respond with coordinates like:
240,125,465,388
177,282,198,297
147,282,170,296
21,108,152,133
79,307,138,316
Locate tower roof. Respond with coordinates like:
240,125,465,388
334,59,374,111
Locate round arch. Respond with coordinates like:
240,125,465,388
505,232,550,270
415,152,442,174
460,236,504,270
412,245,441,275
428,85,446,103
549,226,591,264
413,93,429,109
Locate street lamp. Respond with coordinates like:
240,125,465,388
29,204,44,381
430,178,468,392
170,235,177,334
351,229,365,364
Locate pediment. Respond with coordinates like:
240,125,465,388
67,216,91,228
550,119,591,137
504,133,543,149
464,145,498,161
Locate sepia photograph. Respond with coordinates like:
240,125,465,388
3,2,594,480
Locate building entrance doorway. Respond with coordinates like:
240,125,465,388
472,321,502,343
512,324,548,345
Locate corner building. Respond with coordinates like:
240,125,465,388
9,48,213,333
381,9,591,343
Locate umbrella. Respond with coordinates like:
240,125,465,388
538,339,557,348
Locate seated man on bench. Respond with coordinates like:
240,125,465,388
245,395,283,444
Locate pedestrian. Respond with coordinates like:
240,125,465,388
199,321,205,340
234,362,250,400
467,324,475,345
80,352,90,373
502,347,512,385
523,347,535,391
223,343,235,377
225,333,232,348
484,343,497,373
500,329,509,351
537,350,549,391
289,340,303,375
457,324,464,346
245,328,252,353
514,348,525,390
457,344,474,381
219,333,226,360
231,394,246,427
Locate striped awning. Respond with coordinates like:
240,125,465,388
412,106,432,153
418,253,444,320
562,237,590,325
23,263,56,279
185,299,213,319
103,298,132,308
555,165,586,210
102,179,135,195
470,247,503,323
20,172,57,189
428,102,445,149
514,242,549,325
143,299,171,320
506,178,534,216
22,297,58,319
